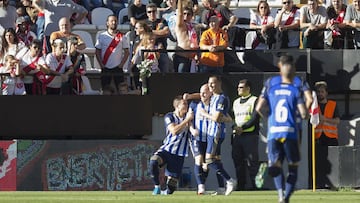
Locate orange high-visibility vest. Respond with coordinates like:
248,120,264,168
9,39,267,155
315,100,338,139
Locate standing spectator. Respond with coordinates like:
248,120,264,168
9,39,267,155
344,0,360,49
16,16,37,47
145,3,172,73
248,0,276,50
256,55,309,203
188,83,212,195
127,0,147,45
18,39,49,95
232,79,260,191
325,0,349,49
33,0,87,53
128,0,147,29
132,32,160,73
49,17,86,51
95,15,130,95
200,75,236,196
199,16,228,74
0,54,26,95
274,0,300,49
149,95,194,195
173,0,198,73
20,0,39,33
1,28,26,62
67,36,86,95
300,0,328,49
45,39,73,95
0,0,17,35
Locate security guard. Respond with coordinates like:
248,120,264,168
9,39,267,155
314,81,340,146
232,79,260,190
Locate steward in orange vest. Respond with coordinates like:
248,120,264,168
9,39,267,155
314,81,340,146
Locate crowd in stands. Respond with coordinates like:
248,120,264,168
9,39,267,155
0,0,360,95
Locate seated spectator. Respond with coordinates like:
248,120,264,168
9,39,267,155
300,0,328,49
0,55,26,95
45,39,73,95
199,16,228,74
49,17,86,51
16,16,37,47
274,0,300,49
248,0,276,50
325,0,350,49
344,0,360,49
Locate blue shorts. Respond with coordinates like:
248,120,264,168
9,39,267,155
190,140,207,157
155,150,185,178
267,139,300,166
206,136,224,156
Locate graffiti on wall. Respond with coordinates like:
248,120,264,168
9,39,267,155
43,142,159,191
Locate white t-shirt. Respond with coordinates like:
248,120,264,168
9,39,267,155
275,9,300,47
95,31,130,69
249,13,274,50
18,49,47,84
45,53,72,88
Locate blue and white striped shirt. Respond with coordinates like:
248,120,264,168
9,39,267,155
190,101,210,142
208,93,230,139
159,112,190,157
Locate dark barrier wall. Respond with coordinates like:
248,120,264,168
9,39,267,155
0,96,152,138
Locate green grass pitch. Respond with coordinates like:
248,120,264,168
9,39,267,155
0,190,359,203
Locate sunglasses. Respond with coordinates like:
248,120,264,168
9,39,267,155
147,10,156,14
283,1,291,4
238,86,246,89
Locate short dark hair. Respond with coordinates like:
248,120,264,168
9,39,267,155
146,3,158,10
239,79,251,89
279,55,294,66
173,95,184,108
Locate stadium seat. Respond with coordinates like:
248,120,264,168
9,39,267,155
118,8,129,25
91,7,114,27
72,30,96,55
232,7,252,25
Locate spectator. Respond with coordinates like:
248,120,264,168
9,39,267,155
16,16,37,47
173,0,198,73
325,0,349,49
132,32,160,73
201,0,243,51
344,0,360,49
300,0,328,49
127,0,147,45
49,17,86,51
128,0,147,28
0,54,26,95
232,79,260,190
45,39,73,95
67,36,86,95
32,0,45,42
17,39,48,95
0,0,17,35
1,28,26,62
199,16,228,74
274,0,300,49
145,3,172,73
33,0,87,53
248,0,276,50
160,0,177,65
95,15,130,95
19,0,39,33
